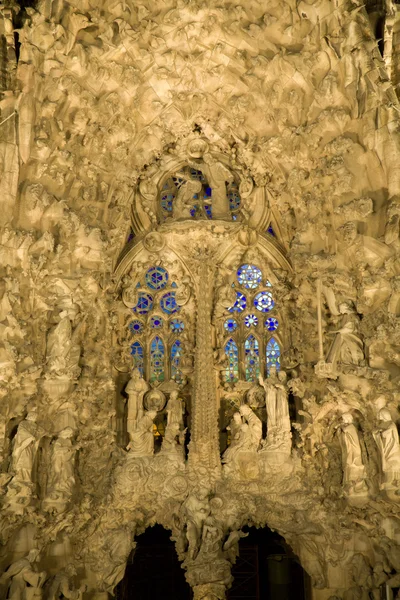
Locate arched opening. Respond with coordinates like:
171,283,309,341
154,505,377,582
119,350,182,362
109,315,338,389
227,527,311,600
115,525,192,600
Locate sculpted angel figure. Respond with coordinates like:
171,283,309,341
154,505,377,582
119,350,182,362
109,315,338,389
222,405,262,468
339,413,368,495
125,368,149,441
373,408,400,490
46,564,86,600
259,367,291,455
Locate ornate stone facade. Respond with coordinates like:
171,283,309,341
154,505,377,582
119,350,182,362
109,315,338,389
0,0,400,598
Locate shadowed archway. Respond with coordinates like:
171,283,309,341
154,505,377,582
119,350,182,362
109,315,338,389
115,525,193,600
227,527,311,600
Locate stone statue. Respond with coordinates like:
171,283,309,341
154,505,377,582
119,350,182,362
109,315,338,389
339,413,368,496
259,368,291,433
0,550,46,600
189,153,234,219
44,427,76,512
46,311,84,378
125,368,149,441
325,302,364,368
222,405,262,469
173,176,202,219
126,410,157,456
46,564,85,600
9,410,42,484
373,409,400,490
166,390,184,428
183,487,210,560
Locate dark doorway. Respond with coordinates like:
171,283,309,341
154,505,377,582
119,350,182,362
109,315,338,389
115,525,192,600
227,527,310,600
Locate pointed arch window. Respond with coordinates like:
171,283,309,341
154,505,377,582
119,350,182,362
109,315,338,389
244,335,260,382
224,338,239,383
220,263,282,382
127,266,189,384
150,336,165,383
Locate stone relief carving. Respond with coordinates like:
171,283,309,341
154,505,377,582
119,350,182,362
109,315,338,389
0,0,400,596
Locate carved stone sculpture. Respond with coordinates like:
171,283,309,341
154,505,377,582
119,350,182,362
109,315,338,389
125,368,149,441
126,410,157,456
7,409,42,499
259,368,291,457
173,175,202,219
373,409,400,492
43,427,76,513
46,564,85,600
339,413,368,497
0,550,46,600
188,151,234,220
325,302,364,369
183,487,210,560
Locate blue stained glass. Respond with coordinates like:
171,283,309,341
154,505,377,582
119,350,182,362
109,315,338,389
228,291,246,313
266,337,281,375
171,339,184,384
254,291,274,313
161,193,175,212
224,338,239,383
237,264,262,289
129,320,143,334
228,182,241,211
160,291,180,315
145,266,169,290
150,316,163,329
265,280,272,287
130,342,144,375
170,319,184,333
245,335,260,382
150,336,165,383
244,314,258,328
265,317,278,331
267,224,275,236
224,318,238,332
133,293,153,314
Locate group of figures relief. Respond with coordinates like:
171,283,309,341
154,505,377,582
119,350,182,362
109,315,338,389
4,409,77,515
338,409,400,501
222,365,292,474
124,367,185,458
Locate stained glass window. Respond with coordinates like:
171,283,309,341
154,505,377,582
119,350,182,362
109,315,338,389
228,291,246,313
237,264,262,289
266,337,281,374
171,340,184,384
244,314,258,328
244,335,260,382
146,266,169,290
265,317,278,331
150,336,165,382
170,318,184,333
160,291,180,315
129,320,143,335
267,224,275,236
150,316,163,329
254,291,274,313
224,338,239,383
228,182,241,212
133,293,153,314
130,342,144,375
224,318,238,332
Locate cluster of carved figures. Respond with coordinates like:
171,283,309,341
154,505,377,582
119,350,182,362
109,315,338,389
1,0,400,597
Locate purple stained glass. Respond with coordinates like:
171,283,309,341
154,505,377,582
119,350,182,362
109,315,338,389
150,316,163,329
145,266,168,290
160,291,180,315
129,320,143,334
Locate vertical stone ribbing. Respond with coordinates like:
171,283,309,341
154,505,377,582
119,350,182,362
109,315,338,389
188,259,220,477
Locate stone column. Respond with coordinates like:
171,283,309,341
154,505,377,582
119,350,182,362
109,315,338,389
188,258,221,478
